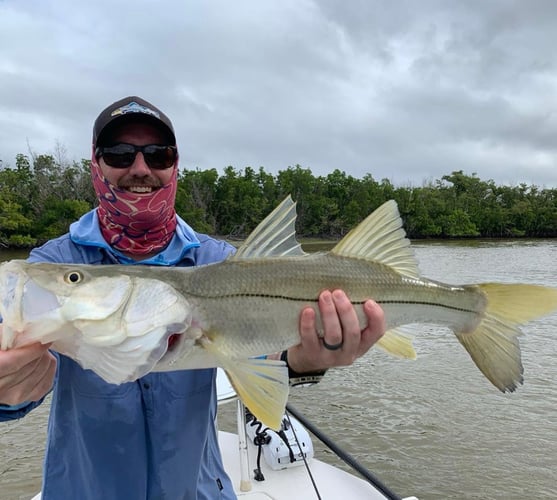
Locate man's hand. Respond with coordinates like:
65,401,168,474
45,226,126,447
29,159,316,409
0,342,57,406
287,289,385,374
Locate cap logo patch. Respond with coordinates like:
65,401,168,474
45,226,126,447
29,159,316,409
111,102,161,119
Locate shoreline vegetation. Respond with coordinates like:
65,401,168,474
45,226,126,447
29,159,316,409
1,151,556,249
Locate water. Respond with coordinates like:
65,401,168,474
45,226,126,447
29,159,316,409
1,241,557,499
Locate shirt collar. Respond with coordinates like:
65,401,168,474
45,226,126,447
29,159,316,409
69,209,200,265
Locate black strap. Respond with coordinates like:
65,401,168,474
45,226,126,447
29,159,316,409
281,350,327,386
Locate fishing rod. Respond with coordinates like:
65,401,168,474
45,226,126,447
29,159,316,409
286,403,402,500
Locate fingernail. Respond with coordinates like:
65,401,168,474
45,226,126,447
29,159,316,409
332,289,345,301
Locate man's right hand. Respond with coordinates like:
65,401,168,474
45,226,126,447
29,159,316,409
0,341,57,407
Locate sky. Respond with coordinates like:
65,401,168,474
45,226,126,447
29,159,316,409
1,0,556,187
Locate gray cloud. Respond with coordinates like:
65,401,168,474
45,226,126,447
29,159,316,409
1,0,556,187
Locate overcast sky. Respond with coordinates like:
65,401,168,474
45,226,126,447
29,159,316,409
1,0,556,187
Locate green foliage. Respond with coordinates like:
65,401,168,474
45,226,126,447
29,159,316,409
0,150,556,248
0,199,34,246
442,209,480,237
175,168,220,233
0,152,96,247
35,199,91,241
6,234,36,248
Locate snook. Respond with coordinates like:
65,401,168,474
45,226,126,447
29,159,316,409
2,197,557,429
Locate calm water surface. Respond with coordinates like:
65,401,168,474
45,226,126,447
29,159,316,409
1,241,557,499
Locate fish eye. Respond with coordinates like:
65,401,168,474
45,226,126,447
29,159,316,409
64,271,84,284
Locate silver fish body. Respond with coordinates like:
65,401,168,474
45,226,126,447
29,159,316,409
166,253,487,361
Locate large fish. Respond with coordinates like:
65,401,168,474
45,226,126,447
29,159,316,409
1,197,557,429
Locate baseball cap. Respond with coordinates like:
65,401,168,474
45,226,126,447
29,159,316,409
93,96,176,146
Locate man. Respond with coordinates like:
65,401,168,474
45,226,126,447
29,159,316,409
0,96,385,499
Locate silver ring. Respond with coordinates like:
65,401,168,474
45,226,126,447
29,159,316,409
323,339,343,351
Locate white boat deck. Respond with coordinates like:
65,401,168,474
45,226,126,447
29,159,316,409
219,430,390,499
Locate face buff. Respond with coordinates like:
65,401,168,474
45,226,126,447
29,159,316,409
91,160,178,256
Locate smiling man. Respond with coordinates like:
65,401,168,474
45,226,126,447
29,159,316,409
91,97,181,259
0,96,386,499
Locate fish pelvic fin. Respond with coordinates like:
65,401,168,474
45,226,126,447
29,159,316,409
330,200,419,278
231,195,306,260
221,357,289,430
456,283,557,393
55,325,177,384
376,328,417,359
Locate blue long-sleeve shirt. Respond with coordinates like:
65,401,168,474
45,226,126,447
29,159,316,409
0,209,237,500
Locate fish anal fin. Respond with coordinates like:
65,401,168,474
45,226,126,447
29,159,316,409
223,358,289,430
231,195,306,260
376,328,417,359
331,200,419,278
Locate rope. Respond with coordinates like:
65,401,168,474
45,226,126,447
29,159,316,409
286,404,402,500
244,408,322,499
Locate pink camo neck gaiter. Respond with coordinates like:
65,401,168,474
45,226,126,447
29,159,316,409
91,160,178,256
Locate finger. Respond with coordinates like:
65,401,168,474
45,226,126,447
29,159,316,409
359,299,386,357
0,344,51,396
0,343,52,377
286,306,321,373
319,290,343,348
25,352,57,402
299,306,321,349
330,289,361,352
0,350,47,397
0,351,56,405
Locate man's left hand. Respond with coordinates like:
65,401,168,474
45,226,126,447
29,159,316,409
286,289,385,374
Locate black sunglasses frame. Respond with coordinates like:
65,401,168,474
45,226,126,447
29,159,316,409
95,143,178,170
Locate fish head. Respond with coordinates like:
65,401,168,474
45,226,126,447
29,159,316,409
1,260,69,349
0,259,137,348
0,260,195,384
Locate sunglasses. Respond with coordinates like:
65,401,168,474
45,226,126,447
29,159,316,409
95,143,178,170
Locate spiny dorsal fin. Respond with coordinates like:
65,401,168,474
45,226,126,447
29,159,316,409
232,195,306,260
330,200,419,278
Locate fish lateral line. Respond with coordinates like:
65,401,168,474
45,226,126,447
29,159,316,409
185,290,478,315
377,299,477,314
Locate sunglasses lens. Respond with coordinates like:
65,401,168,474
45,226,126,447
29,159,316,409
143,146,177,170
98,144,176,169
101,144,137,168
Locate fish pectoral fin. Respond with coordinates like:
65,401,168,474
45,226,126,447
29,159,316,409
56,325,172,384
222,358,289,431
456,283,557,393
376,328,417,359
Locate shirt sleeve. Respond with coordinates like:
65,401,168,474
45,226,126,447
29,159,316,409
0,400,43,421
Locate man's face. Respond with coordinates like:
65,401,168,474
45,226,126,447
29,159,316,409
97,121,176,192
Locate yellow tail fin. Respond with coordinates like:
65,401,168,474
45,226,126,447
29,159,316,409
456,283,557,392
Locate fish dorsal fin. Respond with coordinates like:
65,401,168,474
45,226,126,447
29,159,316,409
232,195,306,260
330,200,419,278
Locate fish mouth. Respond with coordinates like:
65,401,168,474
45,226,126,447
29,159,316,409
0,265,62,349
167,333,181,351
156,328,193,366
